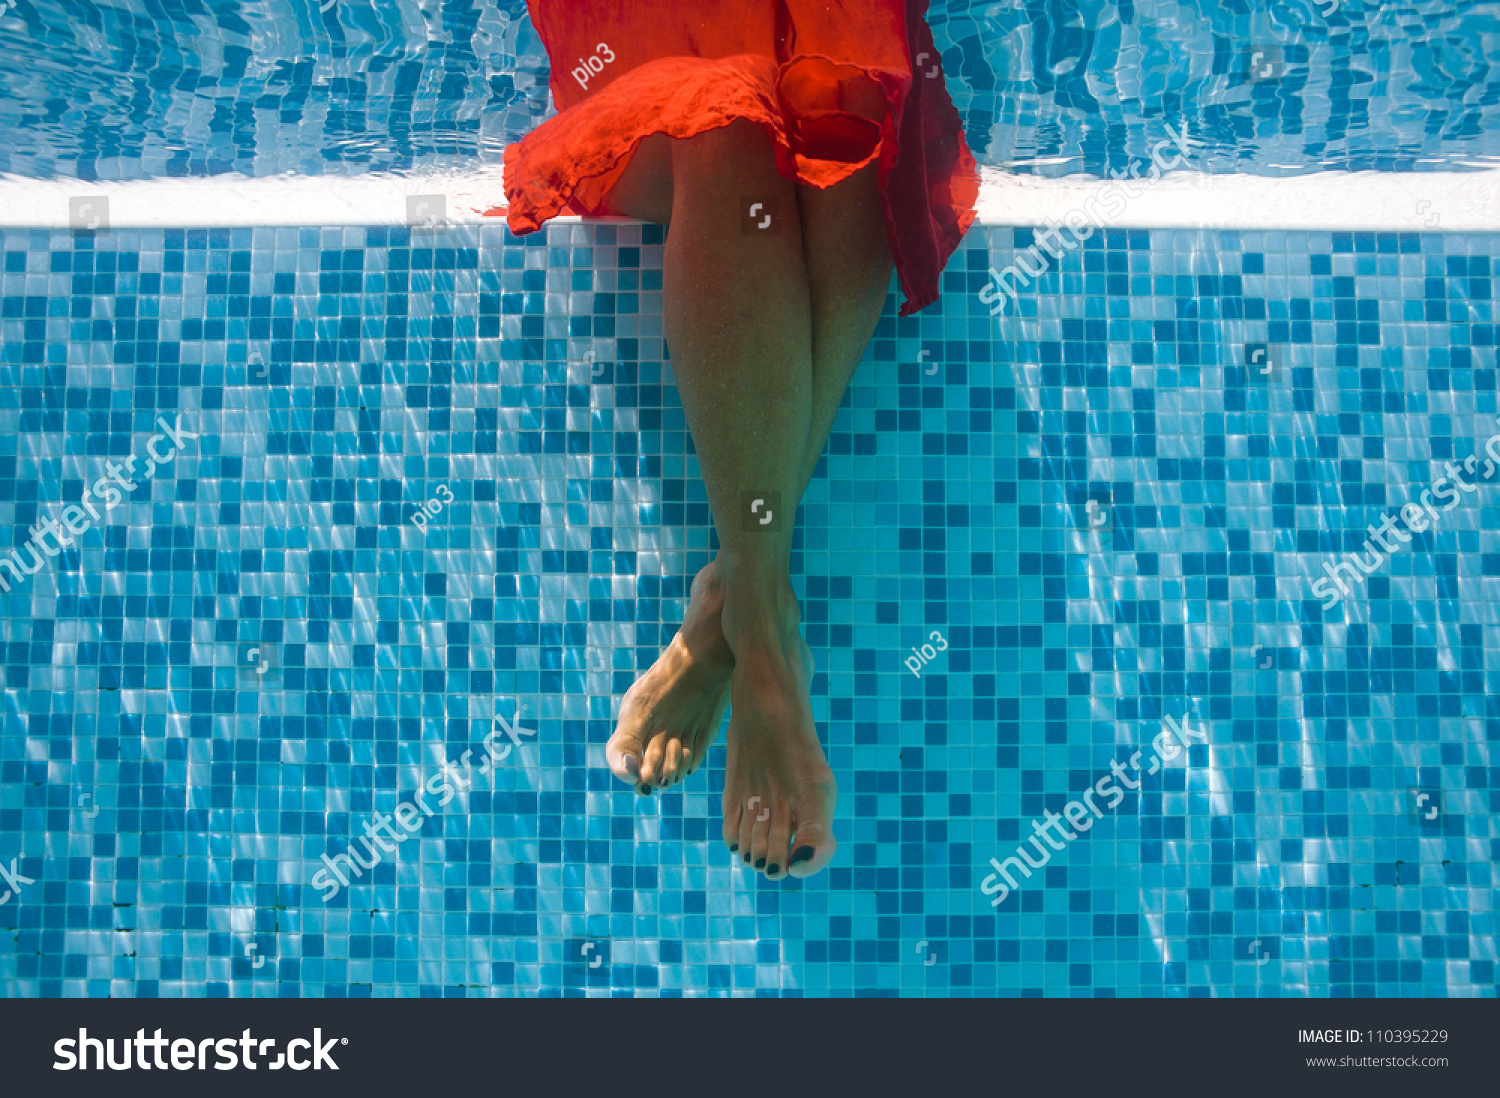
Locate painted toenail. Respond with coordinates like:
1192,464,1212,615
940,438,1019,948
790,846,815,866
767,864,779,875
729,844,738,853
754,857,766,869
642,785,653,797
624,755,640,777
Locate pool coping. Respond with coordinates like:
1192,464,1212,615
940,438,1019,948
0,165,1497,231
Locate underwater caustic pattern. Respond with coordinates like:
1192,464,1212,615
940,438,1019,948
1311,418,1500,611
0,220,1496,996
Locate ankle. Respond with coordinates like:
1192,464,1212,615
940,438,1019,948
677,559,733,657
720,574,800,655
689,556,728,606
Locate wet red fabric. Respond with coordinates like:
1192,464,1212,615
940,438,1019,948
499,0,979,316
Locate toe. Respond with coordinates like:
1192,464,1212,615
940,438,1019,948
663,739,683,785
605,729,645,788
639,731,667,789
721,790,743,855
787,798,838,879
737,798,758,868
764,801,793,880
747,794,772,872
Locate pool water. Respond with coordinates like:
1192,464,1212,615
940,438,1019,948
0,0,1493,179
0,0,1497,998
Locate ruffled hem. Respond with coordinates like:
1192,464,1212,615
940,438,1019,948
502,52,906,225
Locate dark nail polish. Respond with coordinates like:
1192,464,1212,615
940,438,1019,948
790,845,815,866
624,755,640,777
729,844,739,853
742,853,750,863
642,785,653,797
767,864,779,875
754,857,766,869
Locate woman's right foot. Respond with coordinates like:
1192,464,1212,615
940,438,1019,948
606,560,734,794
719,592,837,881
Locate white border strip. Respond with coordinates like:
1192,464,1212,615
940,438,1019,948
0,165,1497,231
976,166,1500,232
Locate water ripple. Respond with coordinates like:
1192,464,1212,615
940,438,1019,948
0,0,1493,181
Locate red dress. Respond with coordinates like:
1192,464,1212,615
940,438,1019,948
500,0,979,316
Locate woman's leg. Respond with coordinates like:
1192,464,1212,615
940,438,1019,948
600,118,893,879
598,133,739,795
793,168,894,489
716,162,891,880
656,119,840,882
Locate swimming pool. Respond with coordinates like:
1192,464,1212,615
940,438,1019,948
0,0,1497,998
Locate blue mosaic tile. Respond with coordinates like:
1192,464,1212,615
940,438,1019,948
0,220,1495,997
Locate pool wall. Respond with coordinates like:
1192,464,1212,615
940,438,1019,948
0,212,1497,996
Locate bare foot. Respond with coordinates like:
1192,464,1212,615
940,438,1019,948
606,560,734,794
720,624,837,881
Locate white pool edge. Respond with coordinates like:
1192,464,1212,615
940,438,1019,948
0,165,1497,231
